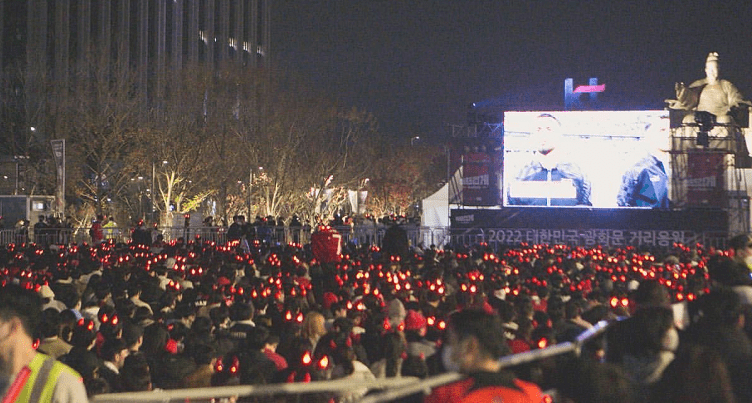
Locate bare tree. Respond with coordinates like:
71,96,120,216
242,70,378,224
128,64,217,226
187,66,378,226
368,139,446,218
0,49,429,231
56,51,143,217
0,62,59,197
192,63,259,224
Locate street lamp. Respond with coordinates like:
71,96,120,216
13,155,29,195
248,166,264,218
151,163,155,223
131,176,147,219
151,160,168,224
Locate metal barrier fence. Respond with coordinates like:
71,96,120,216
0,225,453,250
0,228,77,246
0,225,730,251
90,320,612,403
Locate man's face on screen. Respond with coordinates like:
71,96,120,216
534,116,562,155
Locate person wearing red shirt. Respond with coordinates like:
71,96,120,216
424,309,542,403
262,334,288,371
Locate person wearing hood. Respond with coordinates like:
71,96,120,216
607,306,678,401
404,310,437,360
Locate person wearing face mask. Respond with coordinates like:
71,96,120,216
424,309,542,403
0,284,88,403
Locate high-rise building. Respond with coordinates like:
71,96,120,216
0,0,270,196
1,0,270,107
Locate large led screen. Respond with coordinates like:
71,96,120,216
503,110,671,208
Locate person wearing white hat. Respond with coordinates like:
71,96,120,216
39,285,66,312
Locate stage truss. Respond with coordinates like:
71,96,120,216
669,120,750,234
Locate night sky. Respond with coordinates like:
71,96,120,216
271,1,752,138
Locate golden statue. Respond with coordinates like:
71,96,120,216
666,52,750,124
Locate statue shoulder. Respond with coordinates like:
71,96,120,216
687,78,707,88
720,79,741,90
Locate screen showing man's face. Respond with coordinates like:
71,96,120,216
535,116,561,155
503,110,672,208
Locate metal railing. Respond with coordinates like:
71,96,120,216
360,319,613,403
0,225,452,250
91,376,422,403
0,224,730,251
157,225,449,249
90,320,613,403
0,228,77,246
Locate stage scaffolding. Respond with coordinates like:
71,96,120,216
669,111,751,234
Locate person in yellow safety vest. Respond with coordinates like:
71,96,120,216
0,284,88,403
102,216,119,241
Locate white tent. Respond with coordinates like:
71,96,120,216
421,168,462,228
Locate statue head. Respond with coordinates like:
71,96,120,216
705,52,720,84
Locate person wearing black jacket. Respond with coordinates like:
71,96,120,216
681,289,752,403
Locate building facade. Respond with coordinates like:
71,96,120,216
3,0,269,100
0,0,270,195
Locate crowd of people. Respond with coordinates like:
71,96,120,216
2,226,752,402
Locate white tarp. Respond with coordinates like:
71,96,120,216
421,168,462,228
